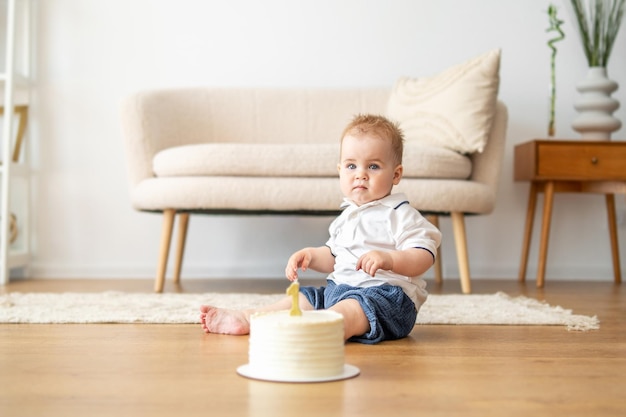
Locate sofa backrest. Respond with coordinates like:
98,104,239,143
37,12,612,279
134,87,389,146
121,87,507,190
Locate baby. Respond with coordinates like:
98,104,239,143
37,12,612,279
201,114,441,344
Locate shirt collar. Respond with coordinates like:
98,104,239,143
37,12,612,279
340,193,409,210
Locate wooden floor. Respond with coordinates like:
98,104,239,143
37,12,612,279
0,277,624,417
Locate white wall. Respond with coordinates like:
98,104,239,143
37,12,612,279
14,0,626,283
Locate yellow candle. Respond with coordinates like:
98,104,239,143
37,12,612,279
286,280,302,316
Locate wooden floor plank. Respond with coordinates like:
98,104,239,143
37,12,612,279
0,278,624,417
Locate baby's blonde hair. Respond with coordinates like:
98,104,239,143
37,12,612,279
340,114,404,165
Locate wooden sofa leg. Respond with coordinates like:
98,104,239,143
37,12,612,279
173,212,190,284
155,209,176,293
426,215,443,284
451,212,471,294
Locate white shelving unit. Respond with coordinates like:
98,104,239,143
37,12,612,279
1,0,30,285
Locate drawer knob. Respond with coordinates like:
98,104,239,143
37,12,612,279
591,156,598,165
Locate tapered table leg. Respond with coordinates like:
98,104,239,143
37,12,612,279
605,194,622,284
519,182,538,282
536,181,555,288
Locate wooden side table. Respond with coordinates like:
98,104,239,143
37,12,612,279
514,139,625,287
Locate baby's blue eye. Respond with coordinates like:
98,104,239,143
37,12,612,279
369,164,380,170
347,163,357,169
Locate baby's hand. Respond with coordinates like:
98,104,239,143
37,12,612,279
356,251,392,277
285,265,299,282
285,249,312,282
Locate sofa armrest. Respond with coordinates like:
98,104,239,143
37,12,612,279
120,88,213,188
470,101,508,188
120,92,156,189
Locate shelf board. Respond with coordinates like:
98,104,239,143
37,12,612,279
0,162,29,177
0,77,30,106
7,250,29,269
0,74,29,84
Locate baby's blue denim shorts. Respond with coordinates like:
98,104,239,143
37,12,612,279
299,280,418,344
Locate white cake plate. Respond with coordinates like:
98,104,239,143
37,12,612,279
237,364,360,383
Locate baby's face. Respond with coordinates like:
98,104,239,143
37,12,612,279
337,134,402,206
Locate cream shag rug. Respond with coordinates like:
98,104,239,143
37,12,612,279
0,291,599,331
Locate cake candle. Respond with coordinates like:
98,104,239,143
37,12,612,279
286,280,302,316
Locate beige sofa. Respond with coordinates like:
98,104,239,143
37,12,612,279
121,86,507,294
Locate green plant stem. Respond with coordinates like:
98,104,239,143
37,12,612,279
547,5,565,137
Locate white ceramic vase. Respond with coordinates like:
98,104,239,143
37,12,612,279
572,67,621,140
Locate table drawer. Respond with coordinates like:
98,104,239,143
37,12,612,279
537,143,626,180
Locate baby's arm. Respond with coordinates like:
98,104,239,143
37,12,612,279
285,246,335,281
356,248,434,278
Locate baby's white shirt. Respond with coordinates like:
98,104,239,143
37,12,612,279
325,193,442,307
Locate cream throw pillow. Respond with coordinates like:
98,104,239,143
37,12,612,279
387,49,501,154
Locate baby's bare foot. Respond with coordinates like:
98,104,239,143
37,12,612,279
199,305,250,335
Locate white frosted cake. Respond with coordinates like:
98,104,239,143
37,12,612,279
243,310,347,381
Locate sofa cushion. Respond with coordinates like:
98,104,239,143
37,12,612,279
152,143,471,179
386,49,500,154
